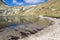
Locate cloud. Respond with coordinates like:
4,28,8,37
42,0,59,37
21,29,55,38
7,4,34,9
16,2,23,5
24,0,45,4
12,0,45,5
13,0,45,4
13,0,17,3
3,0,5,2
13,0,23,5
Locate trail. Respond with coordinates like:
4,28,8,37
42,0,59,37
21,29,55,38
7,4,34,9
39,15,60,25
18,16,60,40
0,16,60,40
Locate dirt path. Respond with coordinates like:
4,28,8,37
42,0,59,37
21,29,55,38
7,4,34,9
18,17,60,40
0,17,60,40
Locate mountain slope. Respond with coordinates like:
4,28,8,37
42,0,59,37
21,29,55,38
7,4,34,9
27,0,60,17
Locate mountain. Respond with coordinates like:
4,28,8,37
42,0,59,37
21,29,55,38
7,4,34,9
0,0,60,17
0,0,60,24
27,0,60,17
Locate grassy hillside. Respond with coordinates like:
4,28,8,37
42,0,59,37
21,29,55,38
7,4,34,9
0,0,59,29
25,0,60,17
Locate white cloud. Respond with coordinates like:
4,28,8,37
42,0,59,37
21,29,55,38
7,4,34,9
24,0,45,4
16,2,23,5
3,0,5,2
12,0,45,5
13,0,17,3
13,0,23,5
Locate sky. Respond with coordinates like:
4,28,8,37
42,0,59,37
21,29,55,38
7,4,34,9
3,0,48,6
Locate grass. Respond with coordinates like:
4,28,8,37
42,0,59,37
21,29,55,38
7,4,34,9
35,18,53,27
0,22,8,29
25,0,60,17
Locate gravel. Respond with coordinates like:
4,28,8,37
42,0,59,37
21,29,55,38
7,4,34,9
18,18,60,40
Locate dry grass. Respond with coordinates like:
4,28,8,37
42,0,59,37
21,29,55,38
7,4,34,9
0,22,8,29
35,18,53,27
24,0,60,17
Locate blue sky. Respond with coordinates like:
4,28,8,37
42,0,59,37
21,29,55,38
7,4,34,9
3,0,48,6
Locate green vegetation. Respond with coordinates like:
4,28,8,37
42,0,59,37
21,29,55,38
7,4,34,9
35,18,53,27
0,17,5,22
0,17,8,29
0,22,8,29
